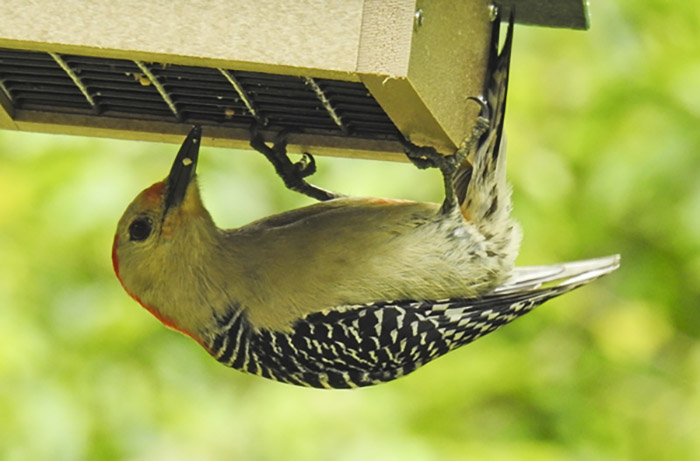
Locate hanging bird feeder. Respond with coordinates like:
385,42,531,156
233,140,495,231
0,0,588,160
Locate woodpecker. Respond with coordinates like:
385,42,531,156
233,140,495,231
112,16,619,389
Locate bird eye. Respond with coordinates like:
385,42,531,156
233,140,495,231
129,217,153,241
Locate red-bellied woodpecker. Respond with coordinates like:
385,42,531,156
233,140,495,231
112,16,619,388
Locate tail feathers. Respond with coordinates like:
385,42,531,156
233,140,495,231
457,12,514,229
495,255,621,294
438,254,620,350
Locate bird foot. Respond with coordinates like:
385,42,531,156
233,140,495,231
398,96,492,213
398,135,464,212
456,96,491,157
249,125,342,202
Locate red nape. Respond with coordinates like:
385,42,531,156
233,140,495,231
111,233,205,348
143,181,165,201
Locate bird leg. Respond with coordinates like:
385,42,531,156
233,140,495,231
399,136,462,213
249,126,343,201
399,97,491,213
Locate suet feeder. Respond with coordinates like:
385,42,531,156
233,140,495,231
0,0,589,161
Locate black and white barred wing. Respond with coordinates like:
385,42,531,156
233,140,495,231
250,302,450,389
246,255,620,389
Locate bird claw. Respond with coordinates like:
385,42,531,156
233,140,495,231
248,125,342,202
457,97,492,157
294,153,317,178
467,96,490,122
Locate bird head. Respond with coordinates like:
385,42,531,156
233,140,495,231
112,126,216,339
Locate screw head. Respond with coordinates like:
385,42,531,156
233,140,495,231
488,3,499,21
414,9,424,30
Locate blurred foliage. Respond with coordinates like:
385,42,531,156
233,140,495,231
1,1,700,459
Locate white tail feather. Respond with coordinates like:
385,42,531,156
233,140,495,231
495,255,621,294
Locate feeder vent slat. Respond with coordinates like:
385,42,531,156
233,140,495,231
0,48,398,138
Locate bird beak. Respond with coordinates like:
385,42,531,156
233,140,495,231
164,126,201,213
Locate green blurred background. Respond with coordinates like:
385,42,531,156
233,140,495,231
1,1,699,459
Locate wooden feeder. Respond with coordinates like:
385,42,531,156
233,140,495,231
0,0,589,161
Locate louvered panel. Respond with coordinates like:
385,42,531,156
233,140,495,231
0,48,399,139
